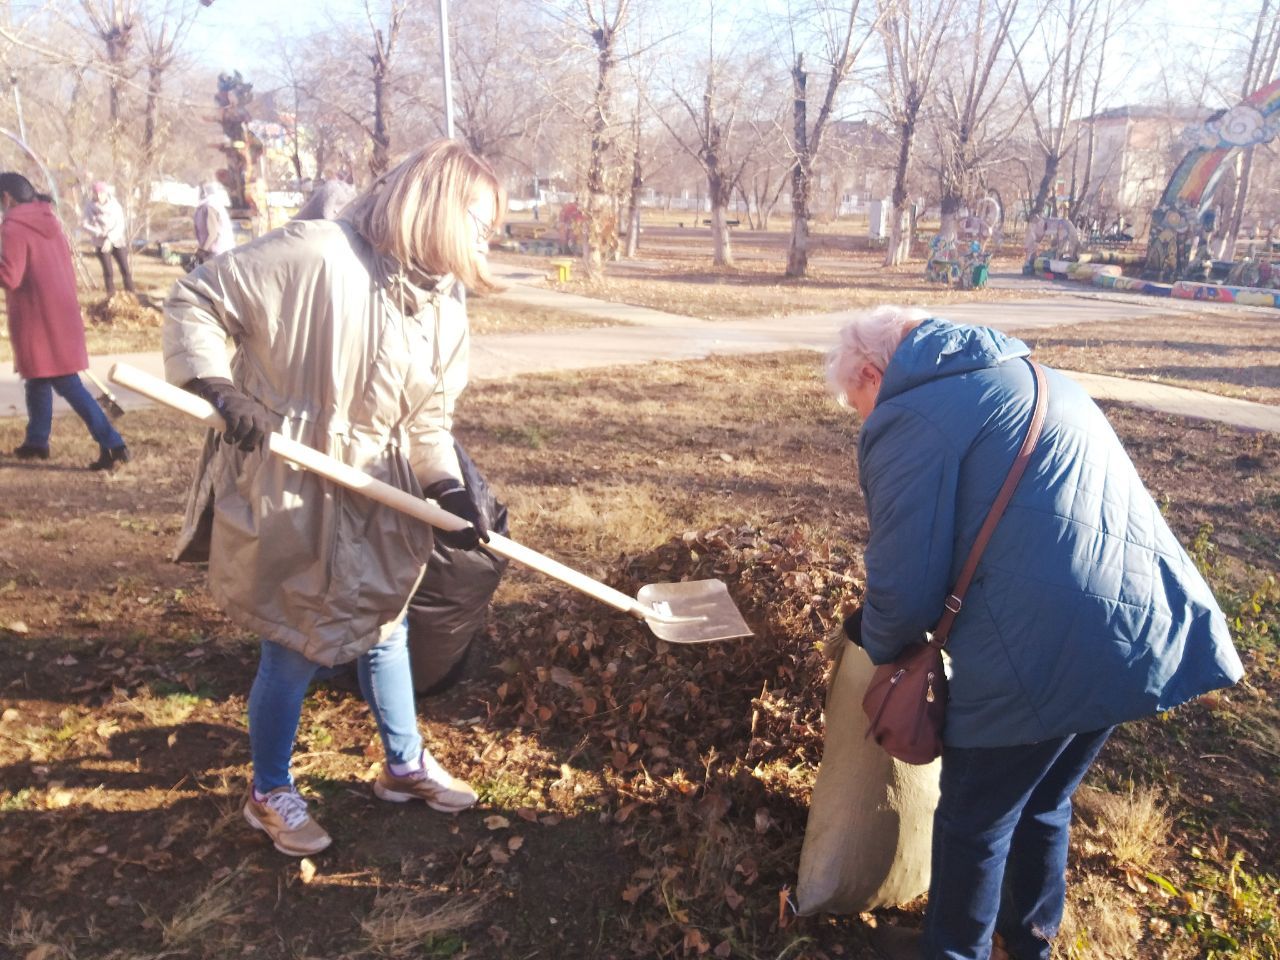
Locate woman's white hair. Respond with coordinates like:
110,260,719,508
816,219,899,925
825,305,930,404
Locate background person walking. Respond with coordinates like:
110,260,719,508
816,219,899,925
0,172,129,470
192,181,235,265
81,180,136,296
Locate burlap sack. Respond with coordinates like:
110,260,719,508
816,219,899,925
795,639,941,915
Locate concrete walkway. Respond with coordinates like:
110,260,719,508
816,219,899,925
3,266,1278,434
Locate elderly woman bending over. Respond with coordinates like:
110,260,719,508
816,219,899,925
827,306,1242,960
163,140,504,857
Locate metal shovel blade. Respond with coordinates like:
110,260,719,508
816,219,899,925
636,580,753,644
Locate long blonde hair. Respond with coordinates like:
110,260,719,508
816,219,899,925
346,140,505,292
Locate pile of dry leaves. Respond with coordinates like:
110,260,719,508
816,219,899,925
487,521,866,953
85,292,163,328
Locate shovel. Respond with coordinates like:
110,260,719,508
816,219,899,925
83,369,126,419
109,363,752,644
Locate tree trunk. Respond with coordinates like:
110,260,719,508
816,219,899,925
709,171,733,267
625,141,642,258
583,33,615,278
1220,146,1256,262
139,63,164,247
1031,153,1061,221
885,114,917,267
786,54,810,278
370,41,392,177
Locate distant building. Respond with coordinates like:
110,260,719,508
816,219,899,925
1070,105,1209,232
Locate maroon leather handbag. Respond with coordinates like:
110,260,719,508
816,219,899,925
862,360,1048,764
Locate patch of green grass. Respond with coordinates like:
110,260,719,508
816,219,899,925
492,423,550,449
419,933,466,957
302,722,334,750
148,680,215,700
474,773,541,809
1147,852,1280,958
0,788,35,811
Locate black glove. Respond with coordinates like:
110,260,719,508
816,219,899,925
842,606,864,647
184,377,271,452
425,479,490,550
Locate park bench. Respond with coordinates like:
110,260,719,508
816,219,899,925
702,218,740,227
505,222,549,240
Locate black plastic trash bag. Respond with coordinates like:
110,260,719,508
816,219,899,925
407,443,509,696
316,444,508,698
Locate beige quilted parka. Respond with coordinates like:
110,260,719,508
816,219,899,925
162,218,469,666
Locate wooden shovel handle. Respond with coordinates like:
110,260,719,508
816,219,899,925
108,363,658,621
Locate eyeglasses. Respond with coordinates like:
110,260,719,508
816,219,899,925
468,207,495,242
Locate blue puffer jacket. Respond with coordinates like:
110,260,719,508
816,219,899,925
857,318,1243,748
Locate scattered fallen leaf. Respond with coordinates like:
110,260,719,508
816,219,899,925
299,858,317,884
484,815,510,831
6,620,29,634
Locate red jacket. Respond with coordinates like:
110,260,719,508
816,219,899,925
0,201,89,378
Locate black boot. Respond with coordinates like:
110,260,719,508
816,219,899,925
89,445,130,471
13,443,49,460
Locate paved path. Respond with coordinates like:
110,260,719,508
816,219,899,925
3,267,1278,434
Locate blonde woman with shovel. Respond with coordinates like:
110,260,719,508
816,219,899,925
162,140,504,856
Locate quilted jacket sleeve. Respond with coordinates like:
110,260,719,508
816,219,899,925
857,402,961,665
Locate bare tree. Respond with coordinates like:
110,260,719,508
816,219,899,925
657,6,770,266
1015,0,1142,226
78,0,135,135
781,0,880,277
1219,0,1280,259
365,0,407,177
1066,0,1128,223
930,0,1038,238
444,1,550,164
877,0,957,265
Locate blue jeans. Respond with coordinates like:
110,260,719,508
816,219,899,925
922,727,1114,960
24,374,123,451
247,618,422,793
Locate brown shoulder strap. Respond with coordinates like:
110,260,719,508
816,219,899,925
933,359,1048,646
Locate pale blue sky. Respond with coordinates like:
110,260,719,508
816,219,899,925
183,0,1257,108
190,0,358,75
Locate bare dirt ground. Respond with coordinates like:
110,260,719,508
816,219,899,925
1,352,1276,960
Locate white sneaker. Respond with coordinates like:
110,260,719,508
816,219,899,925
373,751,478,812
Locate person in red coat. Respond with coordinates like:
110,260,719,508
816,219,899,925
0,172,128,470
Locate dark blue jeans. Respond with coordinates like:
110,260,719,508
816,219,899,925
24,374,124,452
922,727,1113,960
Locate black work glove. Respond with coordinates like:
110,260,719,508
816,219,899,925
184,377,271,452
425,479,490,550
842,606,864,647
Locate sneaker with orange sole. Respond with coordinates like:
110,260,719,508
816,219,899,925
373,751,478,812
242,786,332,856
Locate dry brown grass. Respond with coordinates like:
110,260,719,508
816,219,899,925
360,887,491,956
1025,313,1280,406
158,869,245,948
556,257,1030,321
467,296,625,335
1058,872,1145,960
1076,783,1172,869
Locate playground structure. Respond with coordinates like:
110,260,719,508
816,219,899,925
1024,77,1280,309
213,71,265,229
925,196,1002,289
